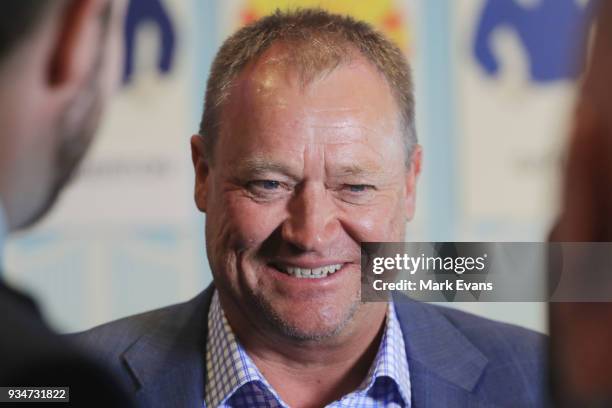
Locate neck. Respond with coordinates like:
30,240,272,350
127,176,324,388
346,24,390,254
221,294,388,407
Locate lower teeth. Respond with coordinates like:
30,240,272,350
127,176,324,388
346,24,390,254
293,273,328,279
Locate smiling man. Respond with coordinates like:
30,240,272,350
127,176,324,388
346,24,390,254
75,9,547,407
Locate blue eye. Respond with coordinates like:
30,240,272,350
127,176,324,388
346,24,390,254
247,180,282,192
339,184,376,204
347,184,369,192
260,180,280,190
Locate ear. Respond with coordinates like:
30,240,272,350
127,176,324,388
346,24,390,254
191,135,210,213
404,145,422,221
48,0,108,88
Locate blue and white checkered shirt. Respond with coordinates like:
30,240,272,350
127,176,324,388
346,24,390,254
204,290,411,407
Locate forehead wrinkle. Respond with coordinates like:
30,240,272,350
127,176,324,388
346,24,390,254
321,137,388,164
302,103,398,137
304,123,382,137
302,110,389,140
307,105,362,113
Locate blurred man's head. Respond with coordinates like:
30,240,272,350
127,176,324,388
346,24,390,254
550,0,612,406
191,9,421,344
0,0,126,231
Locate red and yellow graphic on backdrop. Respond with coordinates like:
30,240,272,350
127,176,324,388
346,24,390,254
238,0,411,53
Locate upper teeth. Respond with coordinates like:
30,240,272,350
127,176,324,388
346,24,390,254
280,264,343,279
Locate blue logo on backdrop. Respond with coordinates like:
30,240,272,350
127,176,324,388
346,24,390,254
123,0,176,84
474,0,593,83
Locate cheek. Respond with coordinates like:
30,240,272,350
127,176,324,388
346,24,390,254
209,191,285,252
340,194,407,242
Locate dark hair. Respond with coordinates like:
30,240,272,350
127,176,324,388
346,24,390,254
0,1,57,62
199,8,416,165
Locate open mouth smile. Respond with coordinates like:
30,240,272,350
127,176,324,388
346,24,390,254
270,263,344,279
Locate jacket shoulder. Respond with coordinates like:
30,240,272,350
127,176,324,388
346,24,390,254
68,293,207,369
72,302,177,349
68,289,213,402
433,304,546,363
431,304,548,404
395,300,549,406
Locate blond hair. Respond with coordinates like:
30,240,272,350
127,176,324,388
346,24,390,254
199,8,416,165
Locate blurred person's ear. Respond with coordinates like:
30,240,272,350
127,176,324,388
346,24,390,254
48,0,110,92
404,145,422,221
191,135,210,213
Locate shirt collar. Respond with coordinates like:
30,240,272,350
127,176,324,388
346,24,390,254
204,290,411,407
357,298,412,405
204,290,285,408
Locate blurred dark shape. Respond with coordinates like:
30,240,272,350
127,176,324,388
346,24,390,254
0,1,50,61
474,0,594,83
0,1,134,405
550,0,612,406
123,0,176,84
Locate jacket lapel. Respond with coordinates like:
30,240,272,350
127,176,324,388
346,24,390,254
122,286,215,408
393,296,492,407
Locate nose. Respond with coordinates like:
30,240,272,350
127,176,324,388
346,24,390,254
281,183,339,252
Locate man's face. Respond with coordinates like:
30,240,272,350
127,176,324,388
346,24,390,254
196,49,420,341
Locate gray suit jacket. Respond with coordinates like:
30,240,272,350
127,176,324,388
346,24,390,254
71,285,548,407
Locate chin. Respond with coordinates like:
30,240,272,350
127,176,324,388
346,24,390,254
252,293,360,342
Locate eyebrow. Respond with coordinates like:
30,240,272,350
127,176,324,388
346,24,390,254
235,157,301,181
334,164,374,177
235,158,384,181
